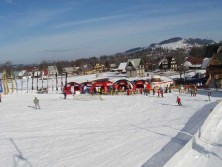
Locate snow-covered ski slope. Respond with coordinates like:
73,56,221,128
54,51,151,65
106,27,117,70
1,72,222,167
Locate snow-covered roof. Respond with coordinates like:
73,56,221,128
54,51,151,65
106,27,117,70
18,70,28,77
184,61,201,68
217,46,222,53
184,61,193,67
127,58,142,69
118,62,127,70
48,65,58,71
201,57,211,69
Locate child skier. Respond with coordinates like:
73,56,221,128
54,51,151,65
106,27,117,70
176,96,182,106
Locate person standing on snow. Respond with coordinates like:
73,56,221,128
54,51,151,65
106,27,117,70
153,87,155,95
169,85,172,93
159,87,164,97
34,97,40,109
176,96,182,106
165,85,168,93
208,91,211,101
144,87,148,96
190,88,194,96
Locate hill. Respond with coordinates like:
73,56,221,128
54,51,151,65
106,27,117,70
149,37,215,50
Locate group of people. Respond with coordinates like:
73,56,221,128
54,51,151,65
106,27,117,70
179,84,198,96
152,85,172,98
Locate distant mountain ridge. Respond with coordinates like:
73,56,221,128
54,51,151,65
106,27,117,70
125,47,145,53
149,37,215,50
125,37,216,54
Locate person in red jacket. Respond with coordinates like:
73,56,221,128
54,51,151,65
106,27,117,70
127,88,130,96
176,96,182,106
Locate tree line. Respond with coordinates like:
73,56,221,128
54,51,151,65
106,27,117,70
1,42,221,75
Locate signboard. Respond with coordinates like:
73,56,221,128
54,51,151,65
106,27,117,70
0,79,3,93
137,81,144,85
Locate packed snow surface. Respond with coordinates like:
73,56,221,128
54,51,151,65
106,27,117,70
0,72,222,167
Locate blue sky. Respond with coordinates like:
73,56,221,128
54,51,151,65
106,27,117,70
0,0,222,64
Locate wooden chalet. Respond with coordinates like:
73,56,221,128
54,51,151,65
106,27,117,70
206,46,222,88
158,57,177,71
126,58,145,78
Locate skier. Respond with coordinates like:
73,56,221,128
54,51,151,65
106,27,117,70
165,85,168,93
176,96,182,106
63,88,67,99
33,97,40,109
144,87,148,96
208,91,211,101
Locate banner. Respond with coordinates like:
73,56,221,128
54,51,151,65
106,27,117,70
0,79,3,93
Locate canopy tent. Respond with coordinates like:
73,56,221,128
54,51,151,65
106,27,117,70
90,81,114,94
114,79,133,91
150,75,174,89
132,80,147,92
63,82,82,95
81,82,93,94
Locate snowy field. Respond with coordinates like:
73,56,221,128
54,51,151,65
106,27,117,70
1,72,222,167
1,89,222,167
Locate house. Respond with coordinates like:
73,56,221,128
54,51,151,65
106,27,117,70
17,70,29,79
63,67,75,76
158,57,168,71
125,58,145,77
206,46,222,88
110,63,117,71
117,62,127,73
94,64,105,73
33,71,42,78
183,56,203,69
167,57,177,70
48,66,58,76
63,66,81,76
158,57,177,71
79,64,95,75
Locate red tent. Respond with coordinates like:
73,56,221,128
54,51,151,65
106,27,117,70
81,82,93,87
132,80,147,92
81,82,93,94
90,81,114,94
114,79,133,91
63,82,82,95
